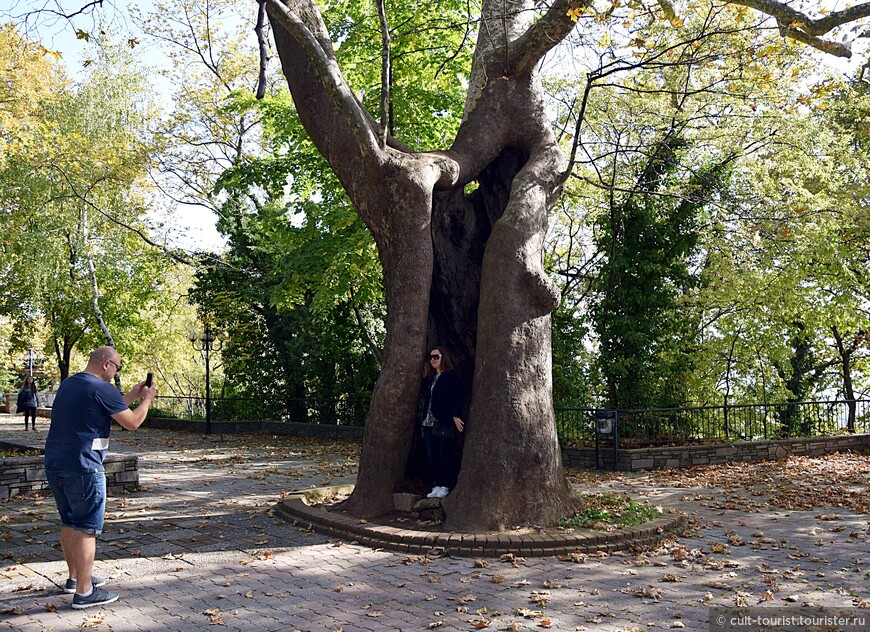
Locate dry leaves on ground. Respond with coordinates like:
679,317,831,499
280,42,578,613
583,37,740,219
567,452,870,513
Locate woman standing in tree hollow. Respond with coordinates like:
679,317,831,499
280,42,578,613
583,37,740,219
419,346,464,499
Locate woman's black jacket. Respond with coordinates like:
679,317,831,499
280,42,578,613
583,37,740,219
420,370,463,429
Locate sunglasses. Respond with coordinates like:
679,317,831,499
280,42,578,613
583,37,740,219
429,354,442,360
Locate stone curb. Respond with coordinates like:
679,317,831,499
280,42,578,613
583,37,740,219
274,493,686,558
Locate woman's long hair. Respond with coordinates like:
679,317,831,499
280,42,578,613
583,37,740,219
22,376,36,393
424,346,454,378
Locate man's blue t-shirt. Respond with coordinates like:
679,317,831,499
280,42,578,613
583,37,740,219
45,373,128,472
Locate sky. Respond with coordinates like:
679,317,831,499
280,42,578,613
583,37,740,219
5,0,228,253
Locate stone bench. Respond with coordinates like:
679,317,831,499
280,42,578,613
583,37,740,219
0,441,138,499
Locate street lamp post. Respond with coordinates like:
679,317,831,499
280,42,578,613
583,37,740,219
27,348,34,377
188,323,223,435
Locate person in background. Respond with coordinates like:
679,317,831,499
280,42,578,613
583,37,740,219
17,376,39,431
419,346,465,499
44,346,156,609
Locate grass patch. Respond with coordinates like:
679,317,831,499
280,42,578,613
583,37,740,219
559,492,661,529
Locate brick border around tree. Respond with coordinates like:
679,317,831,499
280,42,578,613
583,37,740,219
274,489,686,558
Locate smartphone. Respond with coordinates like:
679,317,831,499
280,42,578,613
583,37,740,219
145,371,153,388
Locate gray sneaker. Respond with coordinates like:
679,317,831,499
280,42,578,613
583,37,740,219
63,576,107,594
72,587,119,609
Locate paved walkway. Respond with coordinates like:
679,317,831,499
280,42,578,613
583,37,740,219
1,415,868,631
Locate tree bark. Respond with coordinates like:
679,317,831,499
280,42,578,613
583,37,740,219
442,139,577,530
266,0,579,530
268,0,460,516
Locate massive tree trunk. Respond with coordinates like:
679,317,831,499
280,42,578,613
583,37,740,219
266,0,580,530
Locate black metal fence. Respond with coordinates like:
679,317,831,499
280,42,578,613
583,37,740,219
150,396,870,444
148,396,369,426
556,399,870,446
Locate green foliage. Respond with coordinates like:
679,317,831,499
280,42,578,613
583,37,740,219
551,304,594,408
191,192,383,413
548,4,869,411
188,0,475,411
590,136,731,409
0,26,196,387
193,92,386,410
558,493,662,529
320,0,471,149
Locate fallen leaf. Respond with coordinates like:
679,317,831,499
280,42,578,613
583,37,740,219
81,612,107,628
0,607,24,615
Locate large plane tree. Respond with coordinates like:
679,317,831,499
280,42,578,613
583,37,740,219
260,0,870,531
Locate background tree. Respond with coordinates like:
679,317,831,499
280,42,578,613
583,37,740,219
133,0,391,411
0,27,195,387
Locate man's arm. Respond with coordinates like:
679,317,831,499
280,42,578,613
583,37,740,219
113,383,157,430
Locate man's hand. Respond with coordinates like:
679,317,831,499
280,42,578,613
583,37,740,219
123,380,157,407
116,381,158,430
453,417,465,433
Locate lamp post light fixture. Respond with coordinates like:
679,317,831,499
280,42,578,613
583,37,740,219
188,323,224,435
21,347,42,377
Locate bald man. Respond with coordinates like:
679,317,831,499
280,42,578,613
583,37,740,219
44,346,156,609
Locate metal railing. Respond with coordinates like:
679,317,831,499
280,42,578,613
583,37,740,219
148,395,369,426
556,399,870,446
150,396,869,444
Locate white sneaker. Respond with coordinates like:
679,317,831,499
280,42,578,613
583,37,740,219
435,486,450,499
426,486,441,499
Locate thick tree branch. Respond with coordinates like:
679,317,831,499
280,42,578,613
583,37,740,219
509,0,590,75
727,0,870,57
776,22,852,57
263,0,379,158
255,0,269,99
730,0,870,35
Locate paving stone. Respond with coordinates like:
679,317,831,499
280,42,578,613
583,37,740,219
1,417,868,631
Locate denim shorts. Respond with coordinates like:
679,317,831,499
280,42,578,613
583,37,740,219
45,470,106,535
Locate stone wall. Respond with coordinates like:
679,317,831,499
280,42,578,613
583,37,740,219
149,418,868,471
562,433,870,471
0,442,139,499
1,393,54,416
